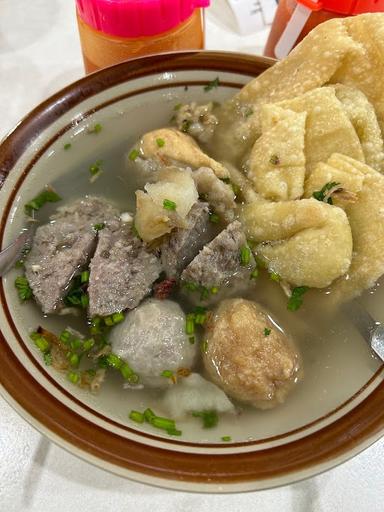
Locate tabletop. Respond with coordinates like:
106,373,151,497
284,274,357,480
0,1,383,510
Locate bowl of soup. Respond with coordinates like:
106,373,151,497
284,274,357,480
1,13,384,493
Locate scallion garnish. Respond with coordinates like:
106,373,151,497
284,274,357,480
269,154,280,165
89,160,102,177
264,328,271,336
129,149,139,161
67,371,80,384
250,268,259,280
161,370,174,379
189,336,195,344
68,352,80,368
210,286,219,295
64,143,72,150
15,276,33,301
112,312,124,324
192,410,218,428
43,352,52,366
204,77,220,92
185,313,195,335
93,223,105,232
129,410,145,423
24,187,62,215
174,103,182,111
88,123,102,134
201,340,208,353
240,245,251,266
106,353,123,369
221,436,231,442
81,270,90,284
156,138,165,148
209,212,220,224
30,332,50,353
287,286,309,311
181,119,192,133
163,199,176,211
312,181,340,205
270,272,281,282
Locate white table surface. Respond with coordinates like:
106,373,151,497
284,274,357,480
0,1,383,510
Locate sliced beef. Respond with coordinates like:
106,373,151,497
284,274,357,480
88,220,162,317
25,197,119,314
160,202,217,278
180,220,255,288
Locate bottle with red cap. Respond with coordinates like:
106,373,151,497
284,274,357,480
76,0,210,74
265,0,384,59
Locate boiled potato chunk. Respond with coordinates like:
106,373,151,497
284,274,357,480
203,299,301,409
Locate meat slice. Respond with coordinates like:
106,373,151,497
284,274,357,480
25,197,119,314
88,220,162,317
180,220,255,288
160,202,217,278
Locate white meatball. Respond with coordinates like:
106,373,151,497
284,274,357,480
110,299,197,388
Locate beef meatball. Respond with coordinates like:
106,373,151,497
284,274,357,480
203,298,302,409
110,299,197,388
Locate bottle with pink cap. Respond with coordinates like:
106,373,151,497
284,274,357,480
76,0,210,73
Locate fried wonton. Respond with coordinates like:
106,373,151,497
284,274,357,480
247,106,306,201
241,199,352,289
317,154,384,302
329,84,384,172
139,128,229,179
273,88,364,174
211,18,363,164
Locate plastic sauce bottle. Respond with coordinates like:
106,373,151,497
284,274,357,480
76,0,210,73
264,0,384,59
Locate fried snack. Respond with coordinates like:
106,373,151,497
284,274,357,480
211,18,363,164
329,84,384,172
139,128,229,179
272,88,364,173
322,154,384,302
248,105,306,201
241,198,353,288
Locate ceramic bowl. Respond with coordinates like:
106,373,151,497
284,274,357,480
0,52,383,493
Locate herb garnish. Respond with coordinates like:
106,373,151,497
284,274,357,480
287,286,309,311
264,328,271,336
88,123,102,134
221,436,231,442
181,119,192,133
24,187,62,215
312,181,340,205
93,222,105,232
209,211,220,223
240,245,251,266
192,410,218,428
129,408,181,436
129,149,139,161
156,138,165,148
15,276,33,301
270,272,281,282
89,160,102,177
204,77,220,92
163,199,176,211
64,143,72,150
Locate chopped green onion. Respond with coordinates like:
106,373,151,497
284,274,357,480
181,119,192,133
269,154,280,165
30,332,50,353
200,287,209,300
70,338,82,351
185,314,195,335
287,286,309,311
59,330,71,344
82,338,95,352
112,312,124,324
24,187,61,215
67,371,80,384
64,143,72,150
89,160,102,176
106,353,123,369
68,352,80,368
163,199,176,211
43,352,52,366
183,281,199,292
250,268,259,280
221,436,231,442
104,315,114,327
240,246,251,266
156,138,165,148
231,182,241,197
174,103,182,111
129,410,145,423
151,416,176,430
15,276,33,301
81,270,90,283
88,123,102,134
144,408,156,422
93,222,105,232
120,363,134,380
312,181,340,205
264,328,271,336
201,340,208,354
204,77,220,92
209,212,220,223
210,286,219,295
270,272,281,282
129,149,140,161
189,336,195,345
192,410,218,428
161,370,174,379
244,107,254,118
167,428,182,436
